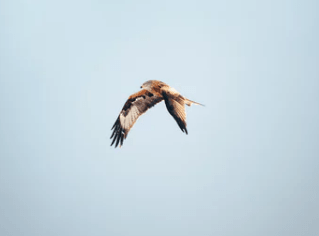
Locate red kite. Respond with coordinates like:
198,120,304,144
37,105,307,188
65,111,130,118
111,80,203,147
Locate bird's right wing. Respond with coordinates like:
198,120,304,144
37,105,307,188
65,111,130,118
162,92,188,134
111,90,163,148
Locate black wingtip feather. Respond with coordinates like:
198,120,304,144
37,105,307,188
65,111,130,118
115,131,121,147
110,117,125,148
175,119,188,135
120,133,124,147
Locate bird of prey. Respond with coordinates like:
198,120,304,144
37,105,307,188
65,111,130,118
110,80,203,148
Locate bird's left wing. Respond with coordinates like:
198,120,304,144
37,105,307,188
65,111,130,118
111,90,163,148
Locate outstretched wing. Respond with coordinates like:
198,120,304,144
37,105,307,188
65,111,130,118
111,90,163,148
163,92,188,134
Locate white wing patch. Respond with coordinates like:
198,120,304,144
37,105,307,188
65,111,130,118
120,105,140,130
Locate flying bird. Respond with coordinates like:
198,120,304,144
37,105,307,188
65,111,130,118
110,80,203,148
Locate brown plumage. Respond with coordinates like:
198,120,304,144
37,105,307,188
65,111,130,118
110,80,203,148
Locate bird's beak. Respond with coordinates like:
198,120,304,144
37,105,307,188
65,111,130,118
140,86,143,88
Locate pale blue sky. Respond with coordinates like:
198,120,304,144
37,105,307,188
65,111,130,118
0,0,318,236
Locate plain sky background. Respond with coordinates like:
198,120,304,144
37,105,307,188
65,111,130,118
0,0,318,235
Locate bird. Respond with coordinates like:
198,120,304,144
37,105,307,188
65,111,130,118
110,80,203,148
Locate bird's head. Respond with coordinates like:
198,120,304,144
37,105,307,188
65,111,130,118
140,80,153,91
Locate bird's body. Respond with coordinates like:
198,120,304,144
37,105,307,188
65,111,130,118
111,80,203,147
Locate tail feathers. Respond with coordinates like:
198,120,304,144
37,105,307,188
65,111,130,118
185,98,204,107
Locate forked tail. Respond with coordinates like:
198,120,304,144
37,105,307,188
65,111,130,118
185,98,204,107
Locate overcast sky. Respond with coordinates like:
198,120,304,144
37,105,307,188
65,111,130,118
0,0,318,236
